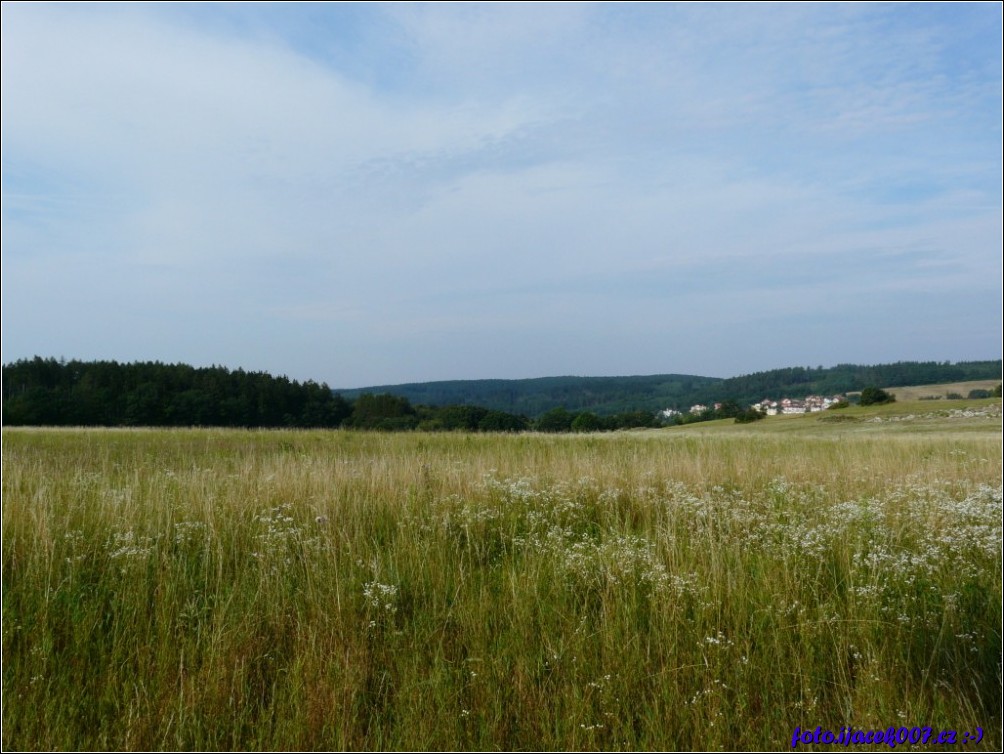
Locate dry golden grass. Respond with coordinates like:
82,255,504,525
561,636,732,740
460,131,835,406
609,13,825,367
3,417,1001,750
883,380,1001,401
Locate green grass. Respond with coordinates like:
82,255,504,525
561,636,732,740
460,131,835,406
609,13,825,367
3,417,1001,750
676,398,1002,438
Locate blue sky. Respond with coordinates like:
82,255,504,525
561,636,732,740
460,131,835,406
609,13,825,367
2,2,1001,387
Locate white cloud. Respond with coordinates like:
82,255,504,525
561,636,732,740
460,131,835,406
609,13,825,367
2,3,1000,384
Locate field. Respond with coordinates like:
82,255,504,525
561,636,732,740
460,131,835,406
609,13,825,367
883,380,1000,402
3,400,1001,750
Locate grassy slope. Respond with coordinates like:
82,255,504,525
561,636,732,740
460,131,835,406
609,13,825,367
665,398,1003,438
885,380,1001,401
3,409,1001,750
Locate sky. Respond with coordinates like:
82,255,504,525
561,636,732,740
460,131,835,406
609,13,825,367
2,2,1001,388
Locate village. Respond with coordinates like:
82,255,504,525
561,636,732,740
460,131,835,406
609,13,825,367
662,394,847,419
750,395,848,415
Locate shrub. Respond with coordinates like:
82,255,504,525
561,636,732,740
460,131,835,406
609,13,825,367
570,412,603,432
734,407,766,424
859,386,895,406
478,411,530,432
535,407,574,432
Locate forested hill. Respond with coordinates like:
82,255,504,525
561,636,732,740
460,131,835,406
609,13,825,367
335,374,722,418
337,360,1003,417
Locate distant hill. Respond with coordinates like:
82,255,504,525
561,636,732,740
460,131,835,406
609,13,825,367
335,374,722,418
336,360,1002,418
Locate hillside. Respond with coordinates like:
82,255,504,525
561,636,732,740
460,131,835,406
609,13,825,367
663,396,1002,439
336,360,1002,417
334,374,723,417
884,379,1001,401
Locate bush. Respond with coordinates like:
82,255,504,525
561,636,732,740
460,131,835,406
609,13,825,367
571,412,603,432
478,411,530,432
348,393,416,429
716,400,742,419
609,411,659,429
734,407,766,424
859,386,895,406
535,407,574,432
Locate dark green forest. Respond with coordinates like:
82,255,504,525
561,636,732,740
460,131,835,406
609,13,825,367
2,357,1000,431
1,358,351,428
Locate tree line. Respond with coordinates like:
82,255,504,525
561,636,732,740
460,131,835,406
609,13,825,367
335,374,723,418
1,358,350,428
1,357,662,432
4,357,1000,431
343,394,659,432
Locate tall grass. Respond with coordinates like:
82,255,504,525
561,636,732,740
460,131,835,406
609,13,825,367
3,427,1001,750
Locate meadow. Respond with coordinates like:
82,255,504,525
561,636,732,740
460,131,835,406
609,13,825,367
3,401,1001,750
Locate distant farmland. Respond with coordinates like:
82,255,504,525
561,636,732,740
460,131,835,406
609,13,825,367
884,379,1001,401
